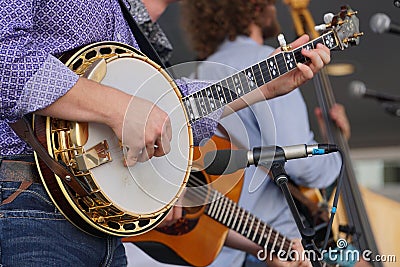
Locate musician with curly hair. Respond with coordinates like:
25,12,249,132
181,0,352,266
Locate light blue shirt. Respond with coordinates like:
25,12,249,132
195,36,342,267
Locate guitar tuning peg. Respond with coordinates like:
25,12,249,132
315,23,328,32
277,33,291,51
343,33,364,45
315,13,335,32
323,13,335,23
347,10,358,17
353,32,364,38
343,33,363,45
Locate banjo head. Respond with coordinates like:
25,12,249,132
95,55,192,214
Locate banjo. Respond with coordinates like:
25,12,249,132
16,6,361,237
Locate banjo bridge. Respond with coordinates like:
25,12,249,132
75,140,112,171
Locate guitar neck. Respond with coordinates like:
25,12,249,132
205,189,293,255
183,31,339,123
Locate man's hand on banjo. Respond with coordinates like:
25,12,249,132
122,96,172,166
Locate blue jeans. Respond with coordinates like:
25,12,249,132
0,181,127,266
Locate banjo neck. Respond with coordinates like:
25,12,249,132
182,31,340,125
182,5,362,127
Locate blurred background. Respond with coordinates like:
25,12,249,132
158,0,400,201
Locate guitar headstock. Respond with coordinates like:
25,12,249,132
315,5,363,50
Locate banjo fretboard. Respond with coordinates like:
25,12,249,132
182,31,338,124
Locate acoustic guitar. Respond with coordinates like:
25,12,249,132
123,135,295,267
12,6,362,238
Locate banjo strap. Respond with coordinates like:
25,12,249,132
8,116,90,196
118,0,168,69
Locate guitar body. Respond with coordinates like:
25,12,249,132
33,41,192,237
123,135,244,267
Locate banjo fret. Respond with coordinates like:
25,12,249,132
182,31,340,123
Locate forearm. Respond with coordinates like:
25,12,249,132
222,88,267,117
225,230,263,258
36,77,131,138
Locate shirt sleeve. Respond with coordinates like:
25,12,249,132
175,77,223,146
0,0,78,123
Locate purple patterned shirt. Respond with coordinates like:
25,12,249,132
0,0,219,156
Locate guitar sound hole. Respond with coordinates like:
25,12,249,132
184,170,207,214
188,170,207,186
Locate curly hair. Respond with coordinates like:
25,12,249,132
181,0,275,59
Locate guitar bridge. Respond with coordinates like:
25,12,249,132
75,141,112,171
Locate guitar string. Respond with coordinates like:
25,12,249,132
186,173,293,253
184,173,293,253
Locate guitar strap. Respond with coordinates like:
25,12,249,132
118,0,182,93
117,0,169,70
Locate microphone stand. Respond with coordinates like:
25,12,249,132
260,159,322,267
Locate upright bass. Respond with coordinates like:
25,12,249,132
284,1,400,265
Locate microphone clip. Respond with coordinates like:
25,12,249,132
269,160,289,186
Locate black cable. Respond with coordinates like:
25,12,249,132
321,149,345,251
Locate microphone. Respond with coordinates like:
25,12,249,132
370,13,400,35
382,102,400,117
204,144,338,175
349,80,400,102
